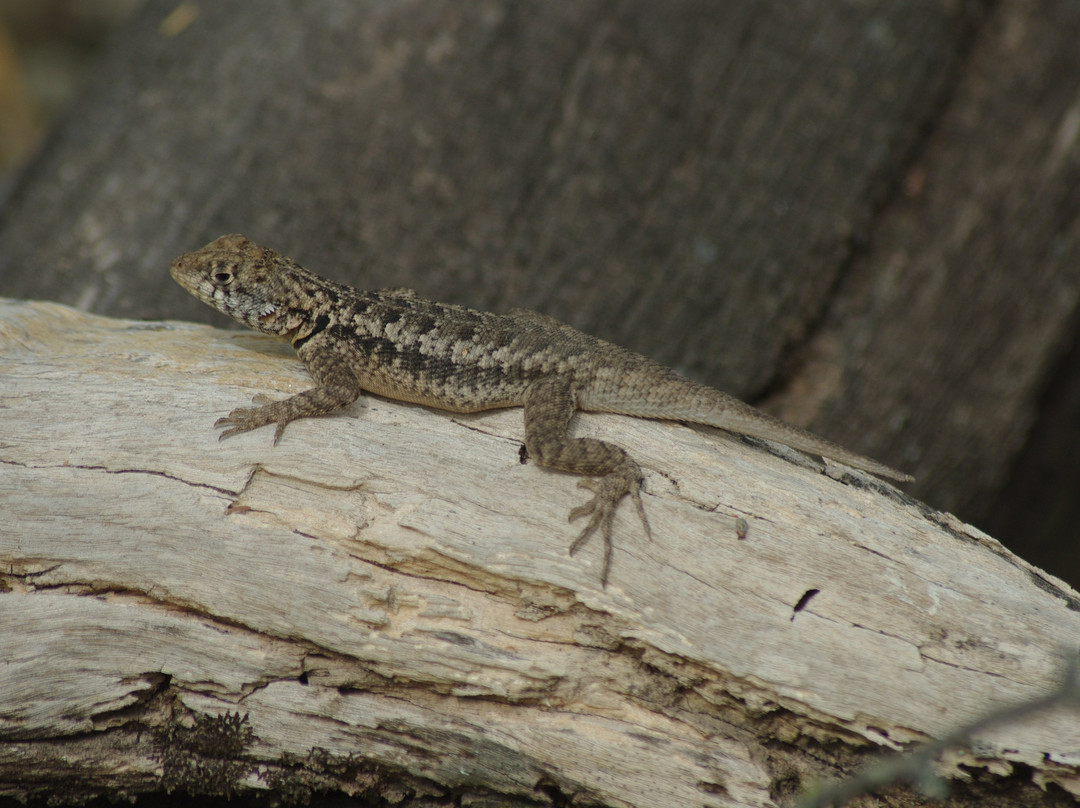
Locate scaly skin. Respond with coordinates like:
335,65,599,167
170,234,912,585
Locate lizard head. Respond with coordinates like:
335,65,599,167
170,234,321,338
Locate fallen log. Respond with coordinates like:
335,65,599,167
2,299,1078,807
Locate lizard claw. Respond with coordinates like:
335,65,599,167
567,469,650,587
214,396,290,443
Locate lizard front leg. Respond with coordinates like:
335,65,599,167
216,348,363,444
523,376,651,586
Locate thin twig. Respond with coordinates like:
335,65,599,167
797,653,1080,808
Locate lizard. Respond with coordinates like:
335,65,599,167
170,234,913,586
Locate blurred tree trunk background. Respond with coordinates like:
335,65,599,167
1,0,1079,584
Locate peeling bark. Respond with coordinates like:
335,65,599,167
2,299,1079,806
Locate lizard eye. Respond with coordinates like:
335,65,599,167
212,270,234,285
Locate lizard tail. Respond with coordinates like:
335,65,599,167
582,372,914,483
692,393,913,482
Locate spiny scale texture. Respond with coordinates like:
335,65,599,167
170,234,912,585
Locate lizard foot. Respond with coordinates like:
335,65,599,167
215,395,291,444
568,467,651,587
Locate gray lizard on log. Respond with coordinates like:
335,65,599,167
171,234,912,585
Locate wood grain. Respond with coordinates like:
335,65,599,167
2,299,1079,805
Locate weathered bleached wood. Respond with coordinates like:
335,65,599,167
2,298,1079,807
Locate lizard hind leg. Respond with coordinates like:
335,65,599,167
523,377,652,586
567,466,651,586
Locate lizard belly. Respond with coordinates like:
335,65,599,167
358,369,526,414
